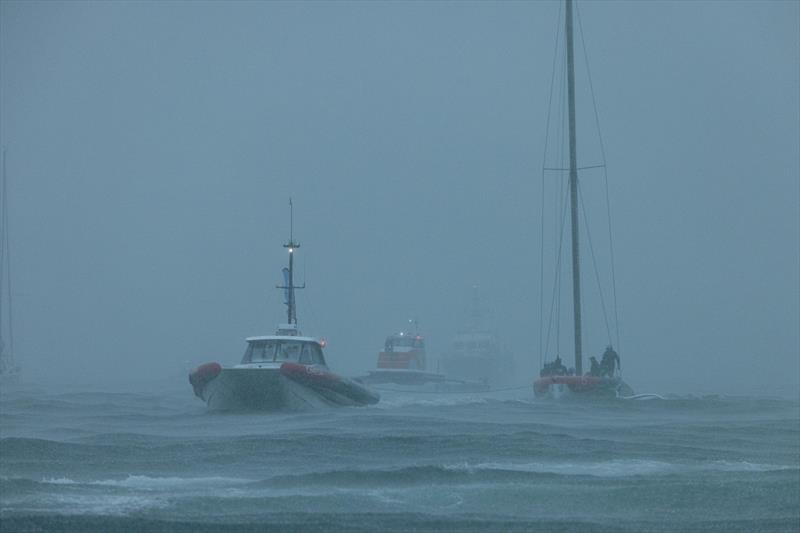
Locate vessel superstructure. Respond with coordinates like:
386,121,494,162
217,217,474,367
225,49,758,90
439,288,514,388
361,326,445,387
189,201,379,410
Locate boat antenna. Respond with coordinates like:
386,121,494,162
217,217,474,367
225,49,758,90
277,198,305,326
566,0,583,375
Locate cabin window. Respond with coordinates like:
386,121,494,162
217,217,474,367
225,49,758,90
311,344,325,364
299,343,325,364
299,345,312,364
243,341,278,363
279,342,302,361
394,337,415,348
242,340,325,364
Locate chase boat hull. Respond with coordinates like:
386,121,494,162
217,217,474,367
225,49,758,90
190,362,379,412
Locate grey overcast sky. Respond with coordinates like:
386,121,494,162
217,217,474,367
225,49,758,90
1,1,798,396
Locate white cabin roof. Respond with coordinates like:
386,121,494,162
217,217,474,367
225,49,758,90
245,335,321,343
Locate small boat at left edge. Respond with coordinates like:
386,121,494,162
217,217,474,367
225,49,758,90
0,148,20,387
189,201,380,411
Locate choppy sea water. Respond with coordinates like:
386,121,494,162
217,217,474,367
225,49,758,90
1,380,798,532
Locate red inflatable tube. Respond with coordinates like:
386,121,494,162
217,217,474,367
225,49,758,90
189,362,222,398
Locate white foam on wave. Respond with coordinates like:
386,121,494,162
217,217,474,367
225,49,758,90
4,492,169,516
41,475,252,490
376,394,490,409
11,475,256,516
710,461,797,473
443,459,797,478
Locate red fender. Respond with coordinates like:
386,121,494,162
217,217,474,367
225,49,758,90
280,362,380,405
189,362,222,397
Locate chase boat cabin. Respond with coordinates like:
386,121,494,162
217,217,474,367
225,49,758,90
239,324,327,367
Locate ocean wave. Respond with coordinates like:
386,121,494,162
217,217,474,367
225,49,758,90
38,475,253,489
6,457,786,492
0,437,101,458
2,457,796,520
442,459,797,477
250,459,798,489
3,492,167,516
375,395,492,409
6,458,790,497
0,477,172,516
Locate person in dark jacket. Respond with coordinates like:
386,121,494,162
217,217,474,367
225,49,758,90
600,346,620,377
589,356,601,376
540,355,568,377
553,356,568,375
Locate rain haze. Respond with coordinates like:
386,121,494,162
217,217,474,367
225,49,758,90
1,1,798,395
0,1,798,531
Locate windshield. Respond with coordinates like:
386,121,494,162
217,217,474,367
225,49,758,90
385,335,424,351
242,340,325,365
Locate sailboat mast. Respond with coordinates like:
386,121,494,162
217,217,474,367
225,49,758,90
566,0,583,375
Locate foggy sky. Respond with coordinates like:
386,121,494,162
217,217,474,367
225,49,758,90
1,0,798,396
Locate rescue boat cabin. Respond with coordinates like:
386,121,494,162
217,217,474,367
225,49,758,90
378,332,426,371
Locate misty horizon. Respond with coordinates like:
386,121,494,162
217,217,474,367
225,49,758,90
0,0,797,398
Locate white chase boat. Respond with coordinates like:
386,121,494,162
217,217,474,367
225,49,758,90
189,204,379,411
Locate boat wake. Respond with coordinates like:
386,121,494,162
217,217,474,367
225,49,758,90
620,393,666,401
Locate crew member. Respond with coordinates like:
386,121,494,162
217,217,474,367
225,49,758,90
600,346,620,377
589,356,601,376
553,355,567,376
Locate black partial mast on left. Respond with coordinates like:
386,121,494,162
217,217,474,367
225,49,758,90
277,198,305,326
565,0,583,376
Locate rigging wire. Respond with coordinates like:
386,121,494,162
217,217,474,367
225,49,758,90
542,1,623,363
542,182,570,364
298,256,319,334
554,31,568,359
576,1,621,350
539,0,563,369
554,173,563,357
578,179,613,346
